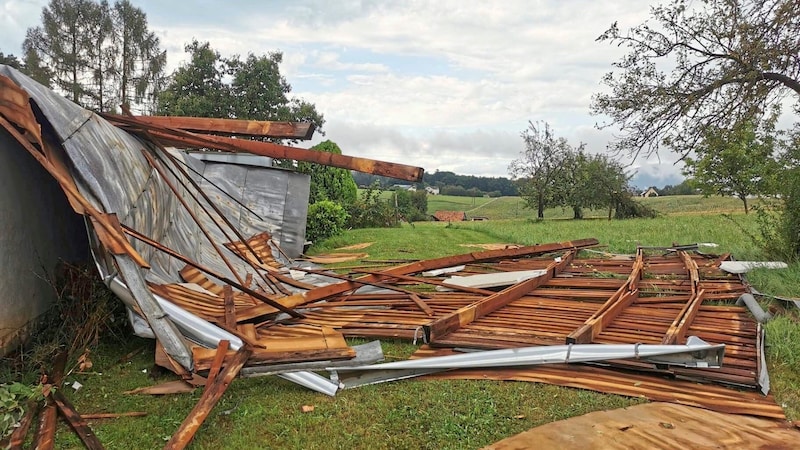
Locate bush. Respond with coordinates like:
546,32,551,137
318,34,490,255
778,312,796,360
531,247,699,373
306,200,349,243
347,184,398,228
614,194,658,219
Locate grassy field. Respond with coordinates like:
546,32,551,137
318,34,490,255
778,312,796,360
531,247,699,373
425,193,753,220
6,195,800,449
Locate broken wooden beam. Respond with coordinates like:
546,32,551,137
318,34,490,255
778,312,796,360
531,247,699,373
106,114,423,181
662,290,707,345
103,114,315,140
32,351,67,450
566,250,644,344
52,391,105,450
425,252,575,342
163,347,253,450
5,400,37,449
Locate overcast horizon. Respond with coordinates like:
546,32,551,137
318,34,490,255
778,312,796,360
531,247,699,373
1,0,697,188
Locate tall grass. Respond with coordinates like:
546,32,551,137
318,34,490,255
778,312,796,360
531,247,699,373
457,213,762,258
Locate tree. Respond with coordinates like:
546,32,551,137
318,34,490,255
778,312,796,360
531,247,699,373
24,0,94,105
683,119,780,213
508,121,571,219
159,41,325,135
659,180,697,196
157,40,231,117
84,0,114,111
592,0,800,159
0,52,23,69
112,0,166,112
557,150,630,219
23,0,164,112
295,140,357,206
394,189,428,222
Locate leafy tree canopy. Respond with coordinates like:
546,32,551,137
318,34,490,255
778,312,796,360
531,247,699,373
508,121,572,219
158,40,324,136
683,118,780,213
23,0,164,112
592,0,800,159
296,140,357,206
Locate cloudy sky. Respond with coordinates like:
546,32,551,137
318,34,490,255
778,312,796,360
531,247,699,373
1,0,687,188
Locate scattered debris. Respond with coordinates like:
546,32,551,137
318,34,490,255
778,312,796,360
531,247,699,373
0,65,789,448
719,261,789,274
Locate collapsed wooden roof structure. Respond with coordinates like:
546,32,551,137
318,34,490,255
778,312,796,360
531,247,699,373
0,65,786,447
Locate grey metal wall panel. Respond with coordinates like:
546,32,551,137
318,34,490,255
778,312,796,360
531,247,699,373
196,160,310,258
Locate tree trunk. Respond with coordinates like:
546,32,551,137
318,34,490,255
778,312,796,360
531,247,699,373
537,191,544,219
573,206,583,220
741,195,749,214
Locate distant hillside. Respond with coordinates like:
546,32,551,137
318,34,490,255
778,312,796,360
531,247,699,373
352,170,517,196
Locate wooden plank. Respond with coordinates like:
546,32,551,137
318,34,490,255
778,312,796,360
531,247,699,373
409,293,435,316
485,402,800,450
32,351,67,450
52,391,105,450
662,289,707,344
425,252,574,342
222,286,237,329
106,114,423,182
680,251,699,296
163,347,252,450
205,340,230,387
6,400,37,449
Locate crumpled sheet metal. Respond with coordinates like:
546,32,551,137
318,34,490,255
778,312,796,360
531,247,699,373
0,66,317,361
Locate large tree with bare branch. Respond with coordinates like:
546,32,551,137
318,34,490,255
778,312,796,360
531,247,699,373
591,0,800,159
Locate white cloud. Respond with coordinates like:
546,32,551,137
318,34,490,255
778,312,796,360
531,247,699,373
1,0,693,184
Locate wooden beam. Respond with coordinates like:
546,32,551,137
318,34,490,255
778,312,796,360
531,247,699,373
680,251,699,296
103,114,315,140
163,347,252,450
409,293,435,317
106,114,424,182
205,340,230,387
566,250,644,344
32,351,67,450
662,290,707,345
52,391,105,450
222,287,237,330
5,400,37,448
425,252,575,342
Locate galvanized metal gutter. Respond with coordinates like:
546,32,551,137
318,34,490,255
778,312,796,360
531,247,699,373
334,337,725,389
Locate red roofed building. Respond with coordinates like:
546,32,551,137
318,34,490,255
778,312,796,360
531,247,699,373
433,211,467,222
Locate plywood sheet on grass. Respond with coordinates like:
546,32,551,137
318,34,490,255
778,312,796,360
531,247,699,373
483,402,799,450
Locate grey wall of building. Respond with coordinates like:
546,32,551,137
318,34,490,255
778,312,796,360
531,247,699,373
0,129,88,355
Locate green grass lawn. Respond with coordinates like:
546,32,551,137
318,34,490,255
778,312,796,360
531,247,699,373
7,199,800,449
425,193,756,221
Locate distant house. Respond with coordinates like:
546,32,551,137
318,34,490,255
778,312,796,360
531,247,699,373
433,211,467,222
640,187,659,198
392,184,416,191
425,186,440,195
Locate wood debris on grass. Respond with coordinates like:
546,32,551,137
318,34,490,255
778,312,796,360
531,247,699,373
2,69,789,448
